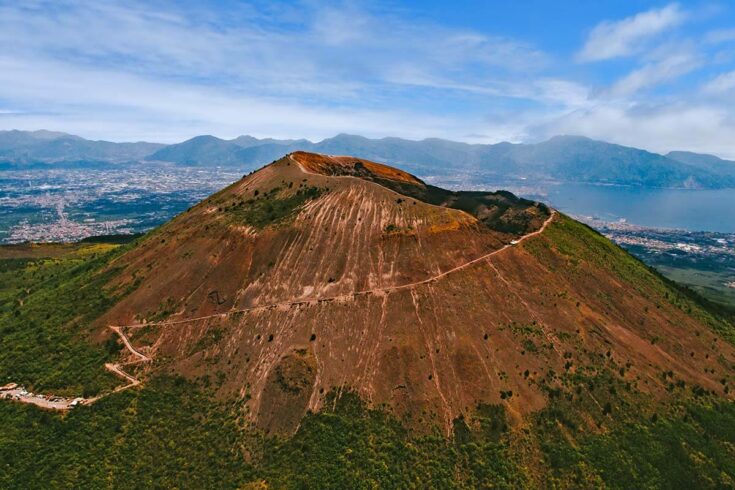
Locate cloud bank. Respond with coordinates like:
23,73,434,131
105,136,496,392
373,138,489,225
577,4,685,62
0,1,734,158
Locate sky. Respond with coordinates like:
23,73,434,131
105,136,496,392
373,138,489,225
1,1,735,158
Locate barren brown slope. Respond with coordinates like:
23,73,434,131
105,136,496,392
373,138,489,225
92,152,735,435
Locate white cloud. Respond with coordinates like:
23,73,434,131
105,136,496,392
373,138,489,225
0,1,546,100
531,102,735,159
0,56,482,143
532,79,591,107
0,0,733,160
0,0,557,143
577,4,685,62
705,28,735,44
610,51,699,96
703,70,735,94
0,0,534,144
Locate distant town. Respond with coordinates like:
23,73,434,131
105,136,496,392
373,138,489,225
0,164,240,243
578,216,735,259
576,216,735,306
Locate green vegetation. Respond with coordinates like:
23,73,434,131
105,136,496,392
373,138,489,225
657,265,735,309
524,214,735,345
0,376,254,489
367,174,550,235
0,383,525,489
536,394,735,488
224,185,324,229
506,321,544,337
188,327,224,355
524,361,735,488
261,394,524,489
0,243,139,396
2,372,735,488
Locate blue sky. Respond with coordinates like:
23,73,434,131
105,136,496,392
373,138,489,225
1,1,735,157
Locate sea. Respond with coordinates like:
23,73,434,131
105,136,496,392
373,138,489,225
524,183,735,233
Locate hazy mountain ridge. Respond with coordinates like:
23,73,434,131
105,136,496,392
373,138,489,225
0,130,164,165
667,150,735,175
146,133,735,188
2,129,735,188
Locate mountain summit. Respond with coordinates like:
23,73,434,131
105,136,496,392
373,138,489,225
81,152,734,435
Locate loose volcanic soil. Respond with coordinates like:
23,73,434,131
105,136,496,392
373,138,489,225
77,152,735,435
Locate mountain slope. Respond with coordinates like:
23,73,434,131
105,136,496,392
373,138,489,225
667,150,735,175
64,152,731,436
144,135,244,165
501,135,727,188
2,151,735,487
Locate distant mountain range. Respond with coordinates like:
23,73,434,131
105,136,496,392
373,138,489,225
2,129,734,189
0,130,164,166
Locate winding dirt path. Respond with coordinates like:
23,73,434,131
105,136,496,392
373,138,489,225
0,325,151,410
125,210,556,330
0,210,555,410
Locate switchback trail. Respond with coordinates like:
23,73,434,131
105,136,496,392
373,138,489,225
0,209,555,410
0,325,150,410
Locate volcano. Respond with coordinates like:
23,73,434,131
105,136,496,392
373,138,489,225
87,151,735,435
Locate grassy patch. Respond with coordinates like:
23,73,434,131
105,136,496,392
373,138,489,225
188,327,225,355
224,185,324,229
524,214,735,345
657,265,735,309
